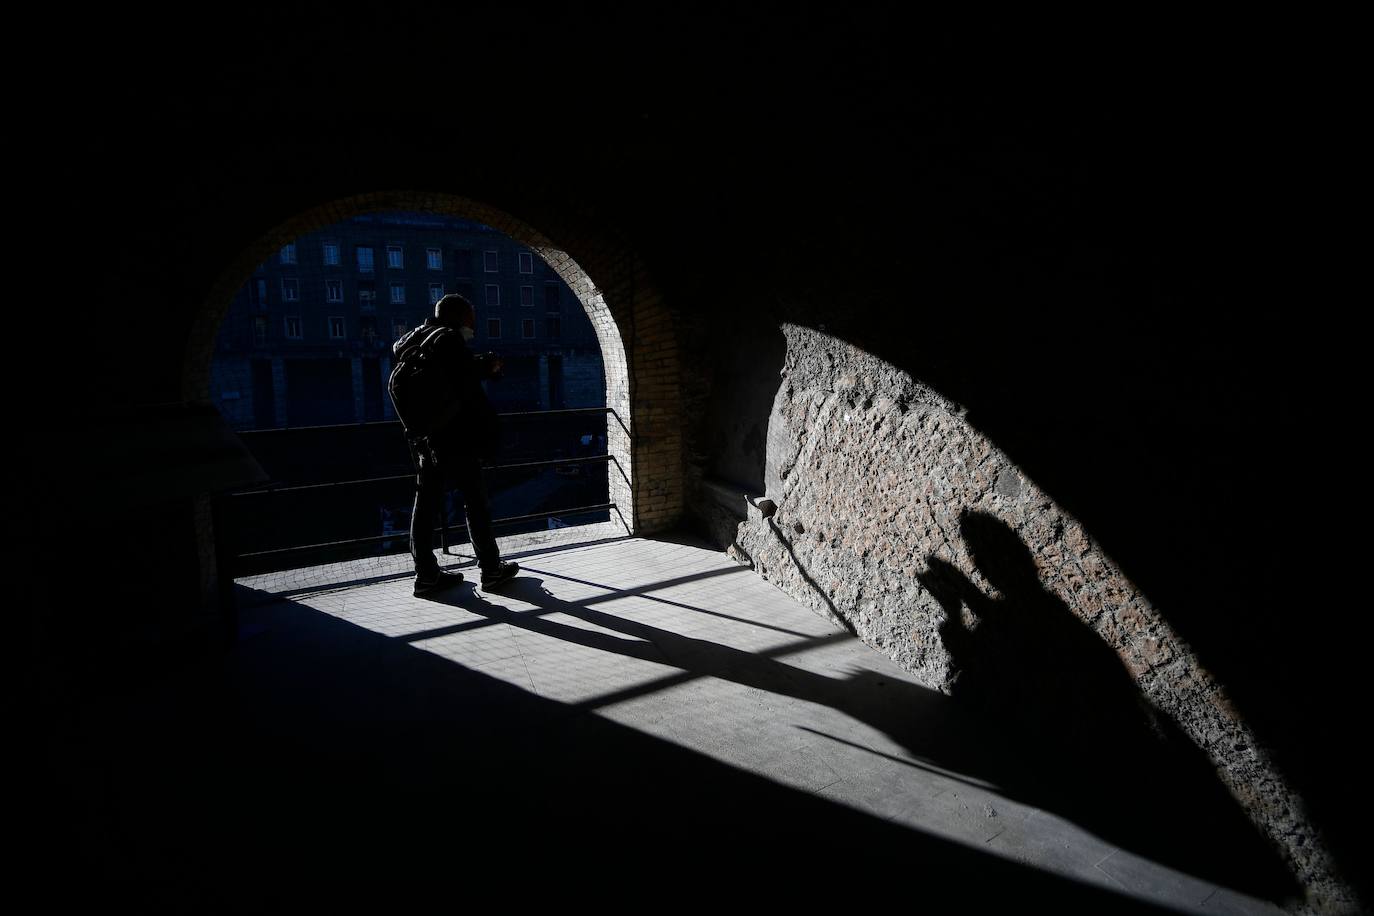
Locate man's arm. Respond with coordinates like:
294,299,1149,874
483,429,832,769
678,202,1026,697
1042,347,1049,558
436,335,499,419
472,352,504,381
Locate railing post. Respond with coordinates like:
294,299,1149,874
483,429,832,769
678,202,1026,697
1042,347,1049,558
440,488,450,555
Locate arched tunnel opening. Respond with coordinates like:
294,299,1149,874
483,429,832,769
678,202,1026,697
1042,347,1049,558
193,200,635,583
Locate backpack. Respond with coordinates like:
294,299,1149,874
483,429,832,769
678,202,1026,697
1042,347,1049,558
388,324,462,438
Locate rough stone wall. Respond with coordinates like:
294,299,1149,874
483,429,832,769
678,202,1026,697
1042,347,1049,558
733,325,1350,914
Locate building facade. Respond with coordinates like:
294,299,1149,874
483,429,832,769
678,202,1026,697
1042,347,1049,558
212,211,605,429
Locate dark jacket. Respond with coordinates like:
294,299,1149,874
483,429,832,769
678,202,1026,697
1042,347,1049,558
393,318,501,454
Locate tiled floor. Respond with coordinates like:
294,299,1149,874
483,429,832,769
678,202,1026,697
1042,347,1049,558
231,529,1292,914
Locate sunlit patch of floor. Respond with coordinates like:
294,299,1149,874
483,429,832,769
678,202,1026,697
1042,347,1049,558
240,528,1287,915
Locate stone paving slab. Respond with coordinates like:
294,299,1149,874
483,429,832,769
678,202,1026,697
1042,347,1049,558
986,806,1123,888
236,530,1294,915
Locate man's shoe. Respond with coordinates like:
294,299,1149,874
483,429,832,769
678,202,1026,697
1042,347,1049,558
414,568,465,597
480,561,519,590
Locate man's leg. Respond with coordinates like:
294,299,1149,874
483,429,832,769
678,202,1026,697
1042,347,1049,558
409,441,442,578
449,451,502,573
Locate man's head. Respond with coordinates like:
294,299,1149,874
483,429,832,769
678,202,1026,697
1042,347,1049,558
435,293,476,329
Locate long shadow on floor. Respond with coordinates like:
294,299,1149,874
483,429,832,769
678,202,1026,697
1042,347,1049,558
433,567,1298,904
40,582,1177,911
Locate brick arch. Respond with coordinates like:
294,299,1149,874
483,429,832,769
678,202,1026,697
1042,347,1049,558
183,190,683,534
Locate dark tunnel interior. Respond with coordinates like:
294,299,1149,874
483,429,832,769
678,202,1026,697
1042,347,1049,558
22,8,1364,908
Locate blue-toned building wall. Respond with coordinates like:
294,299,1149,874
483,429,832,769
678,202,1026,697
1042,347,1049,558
212,211,604,429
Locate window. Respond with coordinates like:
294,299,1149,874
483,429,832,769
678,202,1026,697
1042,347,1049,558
429,283,445,305
454,248,471,276
518,251,533,274
520,285,533,307
285,316,302,339
359,287,377,310
392,318,409,341
485,284,500,307
483,250,498,273
390,282,407,304
253,315,268,346
547,316,561,340
486,318,501,339
279,243,297,265
281,278,299,302
323,242,340,266
522,318,535,339
544,284,560,309
426,247,442,270
326,279,343,303
329,316,345,339
360,316,378,344
357,246,374,272
252,278,268,308
386,245,404,269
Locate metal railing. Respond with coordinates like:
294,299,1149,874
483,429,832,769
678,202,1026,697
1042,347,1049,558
218,407,619,578
232,406,616,437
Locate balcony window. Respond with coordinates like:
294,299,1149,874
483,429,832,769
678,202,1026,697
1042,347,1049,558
359,288,377,310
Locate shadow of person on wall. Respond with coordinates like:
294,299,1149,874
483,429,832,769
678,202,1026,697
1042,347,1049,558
919,510,1297,900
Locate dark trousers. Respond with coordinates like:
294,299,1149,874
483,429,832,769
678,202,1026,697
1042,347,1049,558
409,439,501,576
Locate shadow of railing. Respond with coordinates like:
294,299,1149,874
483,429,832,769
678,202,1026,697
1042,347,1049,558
39,580,1180,911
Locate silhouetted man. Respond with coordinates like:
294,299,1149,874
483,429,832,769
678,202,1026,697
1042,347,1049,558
397,293,518,595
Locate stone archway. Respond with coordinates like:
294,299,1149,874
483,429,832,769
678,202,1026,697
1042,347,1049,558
184,190,687,537
182,190,687,607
